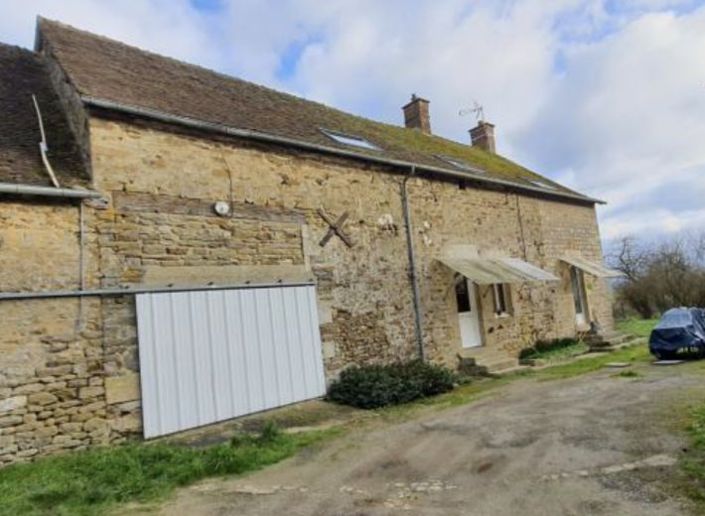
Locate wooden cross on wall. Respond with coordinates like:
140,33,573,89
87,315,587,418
318,208,354,248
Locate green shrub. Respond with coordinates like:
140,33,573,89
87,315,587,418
327,360,455,409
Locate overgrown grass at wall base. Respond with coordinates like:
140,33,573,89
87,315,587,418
519,338,582,360
327,360,456,409
0,424,330,516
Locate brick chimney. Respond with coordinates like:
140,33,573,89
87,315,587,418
402,94,431,134
469,121,496,153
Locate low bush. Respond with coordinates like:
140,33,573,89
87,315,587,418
327,360,455,409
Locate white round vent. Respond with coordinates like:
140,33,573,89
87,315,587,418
213,201,231,217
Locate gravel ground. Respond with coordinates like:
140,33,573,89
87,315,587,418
146,359,705,516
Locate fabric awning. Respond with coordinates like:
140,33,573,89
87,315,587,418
560,255,623,278
439,255,559,285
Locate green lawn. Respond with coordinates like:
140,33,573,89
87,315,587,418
0,424,335,516
616,317,659,338
533,344,651,381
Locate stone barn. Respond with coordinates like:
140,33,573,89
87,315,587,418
0,18,620,463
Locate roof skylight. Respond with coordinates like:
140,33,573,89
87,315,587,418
321,129,380,151
435,155,485,174
528,179,557,190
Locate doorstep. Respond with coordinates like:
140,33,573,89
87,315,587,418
458,347,521,375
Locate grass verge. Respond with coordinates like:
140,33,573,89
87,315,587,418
532,344,651,381
0,425,335,516
679,404,705,511
379,343,653,420
616,317,659,338
522,340,589,364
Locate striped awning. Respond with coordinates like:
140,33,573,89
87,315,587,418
439,255,559,285
561,255,623,278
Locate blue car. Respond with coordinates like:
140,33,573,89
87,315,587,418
649,307,705,360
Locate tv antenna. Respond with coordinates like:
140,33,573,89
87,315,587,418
459,101,485,122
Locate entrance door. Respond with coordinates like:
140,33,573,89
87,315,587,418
570,266,589,326
455,276,482,348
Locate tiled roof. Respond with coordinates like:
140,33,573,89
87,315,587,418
37,18,592,201
0,43,88,188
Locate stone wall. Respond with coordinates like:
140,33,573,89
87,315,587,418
0,201,111,464
0,115,614,464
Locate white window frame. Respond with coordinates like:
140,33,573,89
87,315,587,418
528,179,557,190
435,154,486,174
320,129,381,151
570,266,589,325
492,283,512,317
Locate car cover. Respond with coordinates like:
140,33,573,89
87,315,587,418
649,307,705,354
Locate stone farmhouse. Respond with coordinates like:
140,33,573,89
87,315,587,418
0,19,620,464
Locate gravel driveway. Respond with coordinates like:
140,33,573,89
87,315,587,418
155,360,704,515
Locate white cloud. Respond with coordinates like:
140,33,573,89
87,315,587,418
1,0,704,244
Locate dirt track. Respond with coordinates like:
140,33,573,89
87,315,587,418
156,360,704,515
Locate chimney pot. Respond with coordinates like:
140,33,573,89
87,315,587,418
402,94,431,134
469,121,496,154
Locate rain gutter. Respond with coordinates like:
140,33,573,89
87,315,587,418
0,182,101,199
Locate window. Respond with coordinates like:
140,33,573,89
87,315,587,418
320,129,380,150
455,275,471,313
570,266,588,324
492,283,512,316
435,154,486,174
528,179,557,190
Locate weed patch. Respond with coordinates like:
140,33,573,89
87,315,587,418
0,426,333,516
520,339,589,363
616,318,659,338
616,369,641,378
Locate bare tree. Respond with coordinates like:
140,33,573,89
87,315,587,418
608,232,705,319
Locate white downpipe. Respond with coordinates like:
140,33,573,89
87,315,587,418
31,94,61,188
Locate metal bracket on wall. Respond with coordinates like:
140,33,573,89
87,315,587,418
317,208,354,248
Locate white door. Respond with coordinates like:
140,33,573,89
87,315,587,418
136,284,326,438
455,277,483,348
570,266,589,326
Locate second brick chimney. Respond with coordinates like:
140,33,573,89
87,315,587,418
469,121,496,153
402,94,431,134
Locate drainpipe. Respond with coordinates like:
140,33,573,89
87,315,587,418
401,166,425,361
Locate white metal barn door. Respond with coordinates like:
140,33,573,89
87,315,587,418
136,284,326,438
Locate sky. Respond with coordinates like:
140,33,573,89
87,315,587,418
1,0,704,243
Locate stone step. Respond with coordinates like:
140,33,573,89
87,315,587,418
586,332,638,351
588,336,645,353
457,351,520,376
607,333,634,346
475,357,520,373
491,364,531,376
585,331,630,343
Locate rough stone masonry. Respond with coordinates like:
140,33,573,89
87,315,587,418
0,117,612,465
